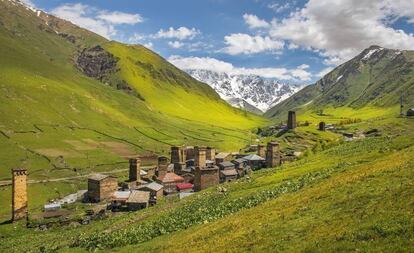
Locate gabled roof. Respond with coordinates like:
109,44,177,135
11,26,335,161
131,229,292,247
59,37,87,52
158,172,184,183
215,152,231,159
219,161,235,167
138,182,163,191
243,154,265,161
127,190,150,203
220,169,238,176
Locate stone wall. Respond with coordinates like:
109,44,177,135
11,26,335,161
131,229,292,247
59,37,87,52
194,167,219,191
266,142,281,168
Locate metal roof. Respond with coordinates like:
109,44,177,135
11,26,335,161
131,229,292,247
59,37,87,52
243,154,265,161
113,191,131,200
219,161,235,167
138,182,163,191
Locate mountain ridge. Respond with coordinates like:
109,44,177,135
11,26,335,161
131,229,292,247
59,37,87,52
265,45,414,119
185,69,304,113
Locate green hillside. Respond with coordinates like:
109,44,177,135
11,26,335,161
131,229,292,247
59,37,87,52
0,0,266,220
1,110,413,252
265,45,414,121
0,0,266,177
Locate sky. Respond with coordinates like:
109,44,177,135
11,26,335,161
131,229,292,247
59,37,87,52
23,0,414,84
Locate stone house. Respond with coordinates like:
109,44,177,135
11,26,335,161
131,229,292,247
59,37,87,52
243,154,265,170
215,152,231,164
176,183,193,193
157,172,185,195
219,169,238,183
87,174,118,203
137,182,164,203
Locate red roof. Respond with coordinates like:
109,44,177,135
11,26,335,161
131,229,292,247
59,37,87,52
176,183,193,190
158,172,184,183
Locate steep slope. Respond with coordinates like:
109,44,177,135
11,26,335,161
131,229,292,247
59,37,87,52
0,0,267,182
265,45,414,120
186,69,303,113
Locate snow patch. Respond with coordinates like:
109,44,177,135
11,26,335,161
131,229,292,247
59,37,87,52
362,47,383,60
336,75,343,82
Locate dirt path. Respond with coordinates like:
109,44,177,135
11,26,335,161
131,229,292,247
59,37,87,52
0,166,154,187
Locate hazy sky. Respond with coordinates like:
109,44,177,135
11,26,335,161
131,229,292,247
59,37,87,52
25,0,414,83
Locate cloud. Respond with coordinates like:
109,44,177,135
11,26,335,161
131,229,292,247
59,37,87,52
268,0,414,65
96,11,143,25
51,3,143,39
168,41,185,48
267,2,294,13
243,14,270,29
168,55,312,81
222,33,284,55
154,27,200,40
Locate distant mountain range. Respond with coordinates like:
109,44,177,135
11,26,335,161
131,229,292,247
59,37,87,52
265,45,414,119
185,69,304,114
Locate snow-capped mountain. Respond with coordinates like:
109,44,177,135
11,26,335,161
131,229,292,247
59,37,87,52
186,69,305,113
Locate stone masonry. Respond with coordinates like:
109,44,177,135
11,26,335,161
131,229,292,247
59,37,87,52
12,168,28,221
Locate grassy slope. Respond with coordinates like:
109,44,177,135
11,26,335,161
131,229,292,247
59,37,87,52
0,0,266,220
265,46,414,121
1,110,413,252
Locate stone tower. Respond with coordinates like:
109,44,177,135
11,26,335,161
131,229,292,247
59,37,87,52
287,111,296,129
319,121,326,131
12,168,28,222
257,144,266,158
129,158,141,182
266,142,281,168
157,156,169,178
194,166,219,191
194,146,207,168
171,146,186,173
206,147,216,162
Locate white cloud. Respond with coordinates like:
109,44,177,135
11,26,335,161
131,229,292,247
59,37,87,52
97,11,143,25
168,55,312,81
222,33,284,55
269,0,414,65
243,14,270,29
154,27,200,40
168,41,185,48
143,42,153,49
51,3,143,39
268,2,294,13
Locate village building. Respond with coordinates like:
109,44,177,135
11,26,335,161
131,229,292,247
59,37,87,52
87,174,118,203
12,168,28,221
126,190,150,211
185,146,195,160
287,111,297,130
319,121,326,131
180,172,195,184
248,144,258,152
266,142,281,168
194,146,207,168
171,146,186,174
156,156,169,178
219,169,238,183
243,154,265,170
195,166,219,191
176,183,193,193
137,182,163,203
257,144,266,158
206,147,216,161
157,172,185,195
111,191,130,210
111,190,150,211
215,152,232,164
218,161,236,170
407,108,414,116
